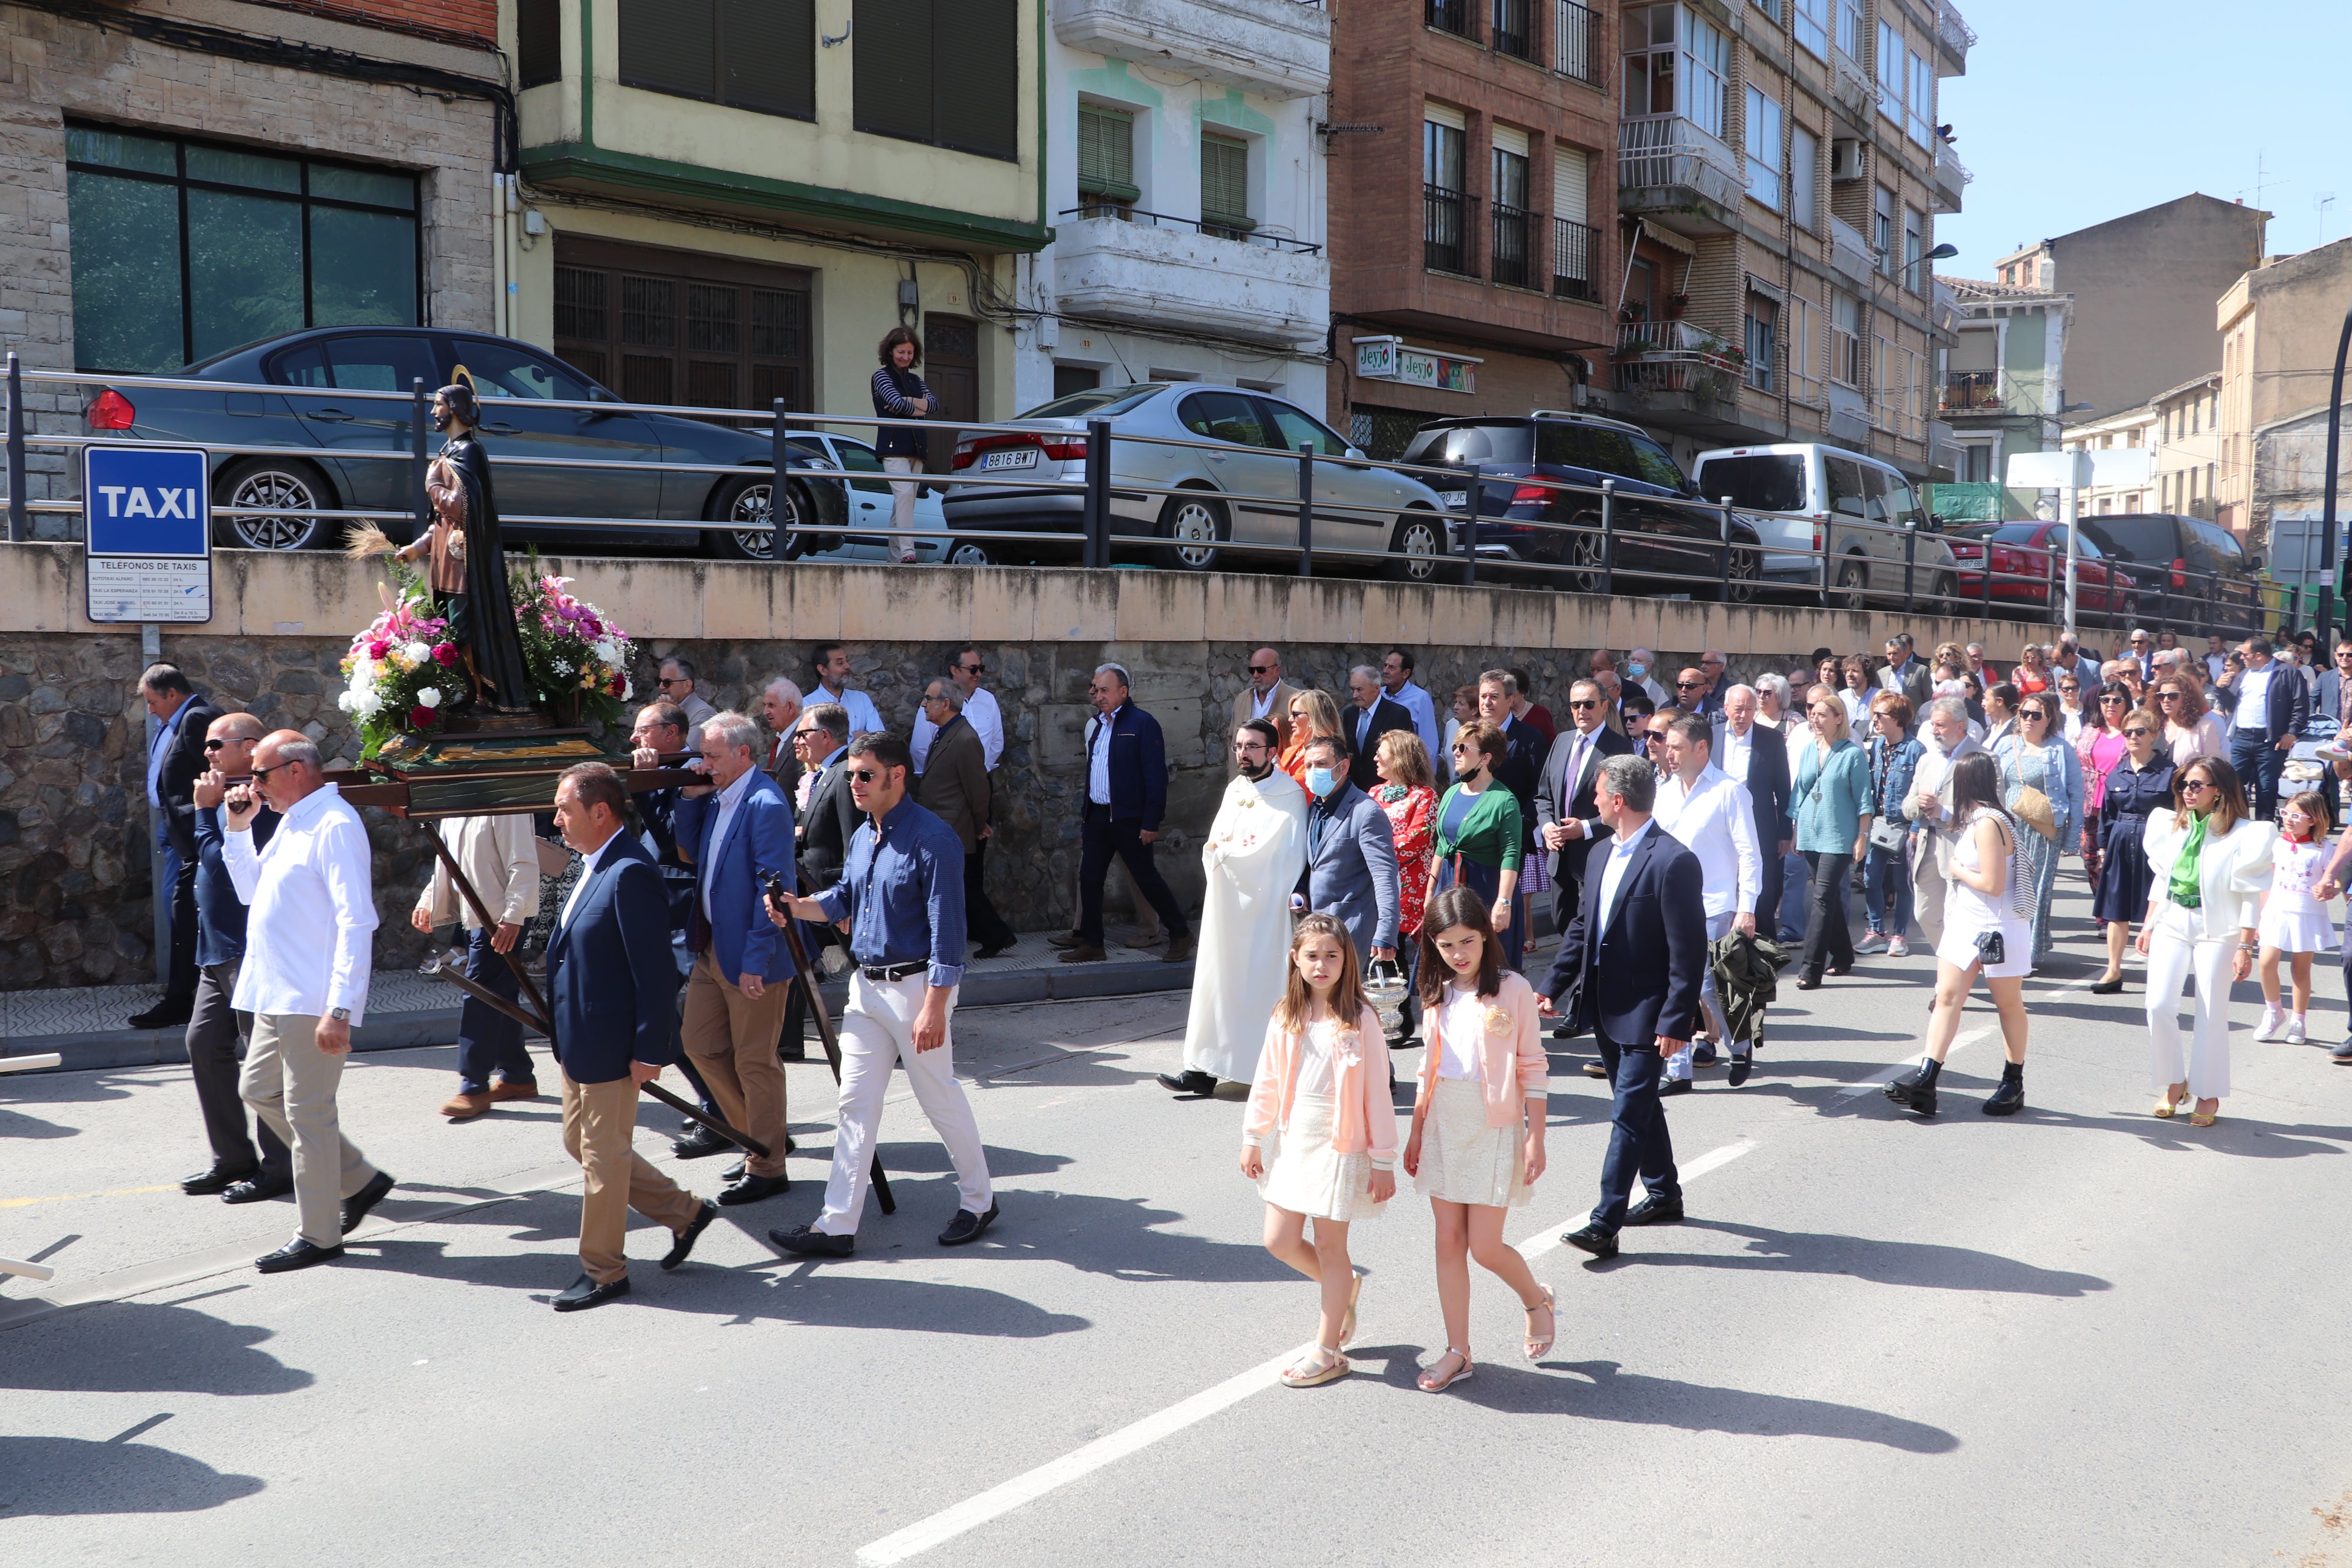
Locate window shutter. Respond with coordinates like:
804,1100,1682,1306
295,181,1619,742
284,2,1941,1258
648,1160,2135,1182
722,0,815,120
1492,124,1529,159
854,0,935,143
517,0,562,89
931,0,1017,159
619,0,716,100
1201,134,1250,228
1423,101,1466,132
1077,106,1137,204
1551,146,1588,224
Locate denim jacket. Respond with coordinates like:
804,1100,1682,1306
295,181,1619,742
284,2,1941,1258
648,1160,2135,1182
1866,734,1925,833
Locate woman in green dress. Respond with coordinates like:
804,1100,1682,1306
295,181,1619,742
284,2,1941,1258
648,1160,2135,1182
1430,719,1526,971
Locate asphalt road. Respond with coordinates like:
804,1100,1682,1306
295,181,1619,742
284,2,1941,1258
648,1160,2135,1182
7,873,2352,1567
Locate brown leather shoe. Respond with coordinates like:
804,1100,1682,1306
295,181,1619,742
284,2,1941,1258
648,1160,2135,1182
1057,944,1108,964
488,1080,540,1103
1161,934,1197,964
441,1091,493,1120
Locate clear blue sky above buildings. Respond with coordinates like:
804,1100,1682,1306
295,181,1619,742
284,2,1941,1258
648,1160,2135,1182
1935,0,2344,273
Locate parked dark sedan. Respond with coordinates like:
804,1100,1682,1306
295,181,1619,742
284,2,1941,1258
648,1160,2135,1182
83,325,842,559
1397,411,1765,601
1945,521,2138,625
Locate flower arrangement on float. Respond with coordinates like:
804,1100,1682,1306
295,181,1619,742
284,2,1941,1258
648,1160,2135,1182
336,564,460,760
510,561,636,729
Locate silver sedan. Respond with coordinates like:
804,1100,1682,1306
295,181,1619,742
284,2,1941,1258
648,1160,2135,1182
940,382,1451,581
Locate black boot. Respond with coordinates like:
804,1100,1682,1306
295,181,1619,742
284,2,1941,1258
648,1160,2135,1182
1982,1060,2025,1116
1884,1056,1941,1115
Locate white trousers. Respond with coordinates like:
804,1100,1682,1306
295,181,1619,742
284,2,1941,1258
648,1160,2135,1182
883,456,920,560
2144,904,2235,1100
815,974,992,1235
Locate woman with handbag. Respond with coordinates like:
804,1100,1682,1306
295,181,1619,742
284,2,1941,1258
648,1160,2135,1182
2075,682,2133,889
2137,757,2275,1127
1857,692,1924,957
1884,753,2034,1116
2089,710,2176,994
1429,721,1527,971
1792,684,1874,990
1997,695,2085,965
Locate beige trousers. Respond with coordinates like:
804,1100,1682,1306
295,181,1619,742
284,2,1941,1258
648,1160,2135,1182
681,950,793,1177
240,1012,378,1247
561,1069,704,1284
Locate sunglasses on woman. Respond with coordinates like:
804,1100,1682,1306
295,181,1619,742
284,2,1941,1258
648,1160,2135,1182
2122,726,2151,737
2099,695,2126,705
2181,779,2214,794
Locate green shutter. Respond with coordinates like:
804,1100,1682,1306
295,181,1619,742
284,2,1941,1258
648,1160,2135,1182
722,0,815,120
1201,133,1252,232
1077,106,1138,206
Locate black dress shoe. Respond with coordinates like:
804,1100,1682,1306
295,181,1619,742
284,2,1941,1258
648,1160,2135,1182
1690,1041,1719,1066
1562,1224,1619,1260
222,1170,292,1205
341,1170,396,1234
2088,976,2125,995
661,1200,720,1271
182,1161,259,1197
717,1171,791,1206
1658,1076,1693,1096
769,1224,854,1257
939,1201,999,1246
1156,1069,1217,1095
255,1237,344,1273
128,998,193,1030
553,1272,632,1312
1625,1194,1685,1226
722,1158,747,1182
1727,1051,1753,1087
671,1123,731,1159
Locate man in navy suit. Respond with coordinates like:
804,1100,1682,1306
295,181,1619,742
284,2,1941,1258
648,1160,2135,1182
1534,680,1633,1041
673,711,799,1207
1054,664,1194,965
543,763,715,1311
1293,735,1401,965
133,663,224,1029
1343,665,1417,791
1537,753,1707,1260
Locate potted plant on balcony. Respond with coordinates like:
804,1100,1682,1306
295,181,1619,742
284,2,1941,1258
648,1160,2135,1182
1664,293,1690,318
1619,300,1648,323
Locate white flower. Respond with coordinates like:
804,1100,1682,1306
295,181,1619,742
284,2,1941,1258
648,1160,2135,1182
351,690,383,718
416,687,442,708
551,658,573,677
337,691,356,713
404,641,432,662
592,639,620,667
620,677,634,700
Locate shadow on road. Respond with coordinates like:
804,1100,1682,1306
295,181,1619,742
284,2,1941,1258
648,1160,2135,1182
0,1435,264,1517
0,1303,313,1396
1637,1219,2111,1296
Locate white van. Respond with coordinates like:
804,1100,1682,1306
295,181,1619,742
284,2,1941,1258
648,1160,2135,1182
1690,442,1959,610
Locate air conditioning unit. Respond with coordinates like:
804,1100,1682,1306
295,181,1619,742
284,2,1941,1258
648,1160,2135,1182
1829,139,1865,181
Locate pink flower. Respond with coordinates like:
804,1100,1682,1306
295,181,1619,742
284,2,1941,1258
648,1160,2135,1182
409,704,438,730
433,642,459,667
367,641,390,660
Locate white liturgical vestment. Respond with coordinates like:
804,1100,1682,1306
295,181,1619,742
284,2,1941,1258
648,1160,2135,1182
1181,767,1310,1082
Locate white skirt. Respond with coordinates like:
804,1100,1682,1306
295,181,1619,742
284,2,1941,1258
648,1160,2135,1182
1414,1077,1529,1209
2258,902,2337,955
1257,1093,1387,1223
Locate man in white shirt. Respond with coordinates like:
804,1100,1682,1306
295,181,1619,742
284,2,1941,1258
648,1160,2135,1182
759,678,803,788
2230,635,2308,820
224,731,395,1274
809,641,886,738
2205,634,2230,685
912,646,1004,774
1651,714,1761,1091
1380,648,1444,766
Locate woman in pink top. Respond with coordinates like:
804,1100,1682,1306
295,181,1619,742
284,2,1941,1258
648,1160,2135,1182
1401,888,1554,1393
2075,680,2132,884
1242,914,1396,1388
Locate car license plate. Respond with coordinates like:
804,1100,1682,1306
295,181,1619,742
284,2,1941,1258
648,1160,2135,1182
1440,490,1469,508
981,447,1039,471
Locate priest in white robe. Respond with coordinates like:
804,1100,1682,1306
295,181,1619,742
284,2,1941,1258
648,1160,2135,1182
1158,720,1308,1094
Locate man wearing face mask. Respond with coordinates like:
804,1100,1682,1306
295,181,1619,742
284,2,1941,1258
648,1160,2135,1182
1624,646,1670,708
1292,735,1402,971
1161,721,1311,1096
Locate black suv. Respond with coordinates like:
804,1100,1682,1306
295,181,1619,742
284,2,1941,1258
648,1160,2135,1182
2074,513,2262,636
1398,411,1763,601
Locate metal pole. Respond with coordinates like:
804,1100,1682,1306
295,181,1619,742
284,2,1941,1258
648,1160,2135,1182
1903,520,1917,617
410,378,430,544
769,398,789,563
143,621,164,985
1295,440,1314,577
1598,478,1616,596
5,352,25,543
2062,463,2081,633
1458,464,1481,587
1719,496,1734,601
2320,298,2352,648
1084,418,1110,570
1982,543,1993,618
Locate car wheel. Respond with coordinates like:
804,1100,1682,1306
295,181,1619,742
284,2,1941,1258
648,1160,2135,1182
1705,545,1763,605
705,475,817,561
945,540,995,568
1828,556,1868,613
1564,517,1605,594
212,458,337,551
1152,490,1227,572
1930,571,1958,615
1384,508,1444,584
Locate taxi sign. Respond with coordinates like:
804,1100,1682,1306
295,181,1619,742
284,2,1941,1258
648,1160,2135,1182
84,443,212,624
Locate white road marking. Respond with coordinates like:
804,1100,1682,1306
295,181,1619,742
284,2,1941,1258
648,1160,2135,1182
1515,1137,1756,1261
1837,1025,1990,1098
858,1137,1760,1566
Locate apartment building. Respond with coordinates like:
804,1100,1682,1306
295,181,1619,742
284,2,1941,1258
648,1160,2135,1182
1929,267,2068,522
1593,0,1969,484
3,0,508,533
2215,236,2352,548
2061,405,2157,517
1035,0,1331,414
507,0,1045,433
2151,373,2221,523
1322,0,1619,455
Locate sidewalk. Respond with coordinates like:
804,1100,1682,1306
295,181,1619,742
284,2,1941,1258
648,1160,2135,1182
0,931,1193,1073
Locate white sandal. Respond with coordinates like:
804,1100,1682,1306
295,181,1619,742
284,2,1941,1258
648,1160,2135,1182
1417,1347,1475,1393
1523,1282,1558,1360
1279,1343,1351,1388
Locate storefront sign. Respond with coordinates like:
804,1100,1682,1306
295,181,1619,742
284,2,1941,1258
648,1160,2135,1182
1353,336,1480,394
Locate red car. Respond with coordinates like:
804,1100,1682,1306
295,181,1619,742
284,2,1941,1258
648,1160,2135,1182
1946,522,2140,626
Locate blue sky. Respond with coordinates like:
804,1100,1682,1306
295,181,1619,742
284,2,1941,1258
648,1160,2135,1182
1933,0,2345,273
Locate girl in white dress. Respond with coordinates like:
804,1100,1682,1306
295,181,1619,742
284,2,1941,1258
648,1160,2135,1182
1241,914,1396,1389
2256,791,2335,1046
1400,888,1554,1394
1884,752,2034,1118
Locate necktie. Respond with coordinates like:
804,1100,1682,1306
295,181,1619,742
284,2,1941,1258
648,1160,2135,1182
1567,733,1587,800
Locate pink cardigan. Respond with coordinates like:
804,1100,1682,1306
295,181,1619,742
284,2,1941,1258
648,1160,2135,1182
1413,969,1548,1126
1243,1004,1399,1165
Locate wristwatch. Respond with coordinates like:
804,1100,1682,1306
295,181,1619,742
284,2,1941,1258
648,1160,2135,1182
328,1007,351,1022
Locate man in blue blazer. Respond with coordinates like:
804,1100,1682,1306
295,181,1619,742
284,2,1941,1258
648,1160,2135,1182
544,763,715,1311
1294,736,1401,964
1054,664,1194,965
672,711,799,1207
1538,753,1707,1260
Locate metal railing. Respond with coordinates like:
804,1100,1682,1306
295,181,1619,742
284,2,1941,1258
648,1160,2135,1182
2,347,2299,639
1426,0,1473,39
1933,140,1972,204
1830,49,1874,117
1552,217,1599,300
1936,0,1976,59
1058,204,1323,254
1491,0,1533,60
1491,202,1534,288
1941,370,2004,412
1618,117,1743,210
1553,0,1598,83
1423,185,1476,275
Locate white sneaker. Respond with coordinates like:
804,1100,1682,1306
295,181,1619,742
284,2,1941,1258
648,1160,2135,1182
1854,931,1889,953
1888,935,1911,958
2256,1007,2288,1042
2285,1015,2309,1046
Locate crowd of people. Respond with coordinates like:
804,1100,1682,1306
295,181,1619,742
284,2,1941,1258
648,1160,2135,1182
123,615,2352,1349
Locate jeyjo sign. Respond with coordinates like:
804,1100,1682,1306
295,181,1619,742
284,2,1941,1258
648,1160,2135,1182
1352,335,1482,394
83,443,213,625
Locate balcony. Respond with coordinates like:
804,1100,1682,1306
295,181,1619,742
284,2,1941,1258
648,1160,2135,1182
1932,277,1959,335
1939,368,2007,413
1552,217,1599,302
1830,50,1874,119
1554,0,1600,85
1933,140,1971,214
1426,0,1474,40
1936,0,1975,74
1053,211,1328,345
1616,321,1741,401
1491,202,1534,288
1491,0,1534,61
1829,214,1877,285
1425,184,1477,276
1618,118,1742,234
1053,0,1329,99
